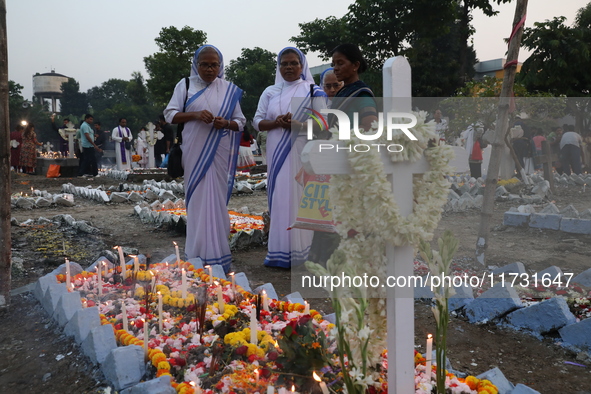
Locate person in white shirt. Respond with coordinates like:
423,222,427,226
559,126,584,175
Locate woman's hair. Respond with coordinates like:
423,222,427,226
242,126,252,142
331,43,368,73
24,123,35,137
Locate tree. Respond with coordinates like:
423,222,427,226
8,80,25,128
291,0,510,96
60,78,88,117
225,47,277,121
144,26,207,106
518,2,591,132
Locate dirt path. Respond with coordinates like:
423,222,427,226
4,172,591,393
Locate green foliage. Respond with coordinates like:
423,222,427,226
276,315,330,384
292,0,510,97
60,78,89,116
419,230,459,394
86,75,160,135
518,2,591,133
144,26,207,107
225,47,277,121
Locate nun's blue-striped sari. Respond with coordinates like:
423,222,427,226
165,75,245,272
254,79,327,268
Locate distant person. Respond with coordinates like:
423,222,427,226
78,114,102,177
320,67,343,103
136,127,149,168
256,129,267,165
112,117,133,170
51,114,70,156
531,128,546,170
93,121,108,170
19,123,42,174
560,126,584,175
513,128,535,175
433,109,448,144
156,114,174,168
237,126,256,172
10,124,24,172
465,124,486,179
547,126,564,174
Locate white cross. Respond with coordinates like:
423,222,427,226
145,122,156,168
301,56,422,393
42,141,54,153
63,128,78,159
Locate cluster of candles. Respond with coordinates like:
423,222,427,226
66,241,331,393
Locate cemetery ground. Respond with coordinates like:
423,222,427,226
2,172,591,394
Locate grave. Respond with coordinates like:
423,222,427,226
302,56,429,393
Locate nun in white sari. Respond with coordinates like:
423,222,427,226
164,45,245,273
253,47,327,268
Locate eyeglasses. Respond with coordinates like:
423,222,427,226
279,61,300,68
324,83,341,90
198,62,221,70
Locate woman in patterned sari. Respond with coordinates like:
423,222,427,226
164,45,245,273
253,47,327,268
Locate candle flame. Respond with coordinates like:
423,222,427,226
189,381,196,387
262,290,266,295
254,368,259,375
291,385,295,392
229,272,235,276
157,291,161,295
274,340,279,348
173,241,177,246
150,270,155,277
313,371,321,382
428,334,432,339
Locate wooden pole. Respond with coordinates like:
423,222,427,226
475,0,529,264
0,0,11,310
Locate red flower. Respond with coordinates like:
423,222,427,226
86,300,96,307
247,354,258,362
347,229,359,238
235,346,248,356
173,357,186,367
298,315,312,326
139,307,147,314
135,319,144,329
267,351,278,361
260,368,271,379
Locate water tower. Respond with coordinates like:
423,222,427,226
32,70,69,113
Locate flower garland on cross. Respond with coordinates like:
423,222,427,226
306,111,455,392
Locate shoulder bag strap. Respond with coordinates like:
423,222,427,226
177,77,190,144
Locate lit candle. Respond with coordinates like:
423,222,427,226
205,265,213,285
425,334,433,380
181,268,187,299
143,319,149,357
189,381,202,394
216,282,225,314
133,255,139,274
254,368,259,385
304,301,310,314
262,290,269,312
65,258,71,290
150,270,156,289
229,272,236,296
291,385,296,393
158,291,163,333
250,307,258,345
313,371,330,394
122,301,128,332
97,265,102,297
267,386,275,394
118,246,126,279
173,241,180,264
